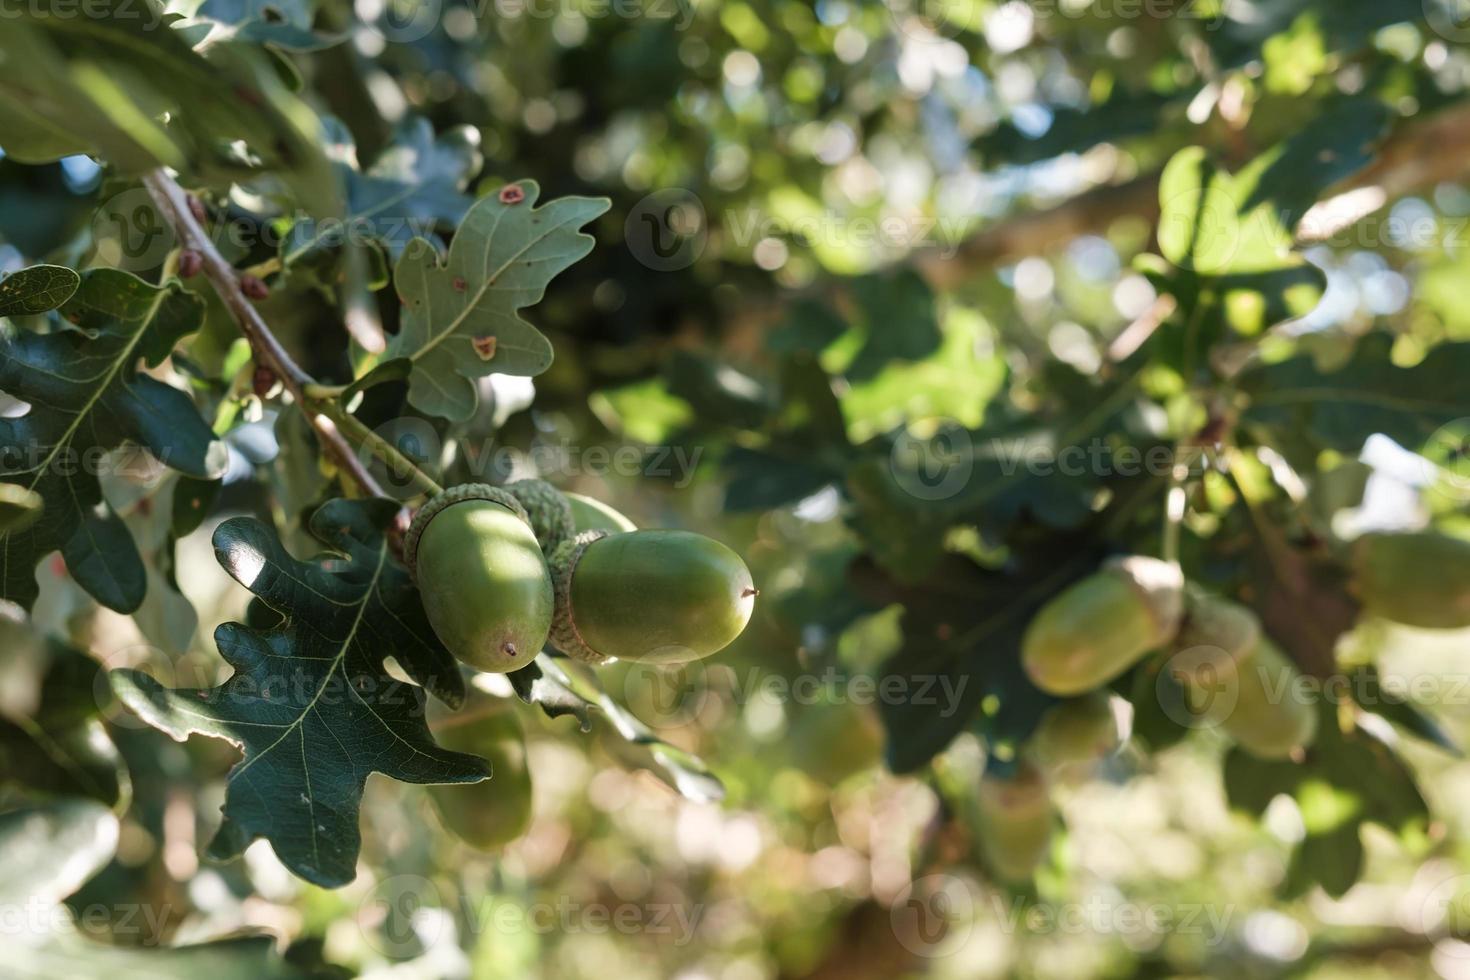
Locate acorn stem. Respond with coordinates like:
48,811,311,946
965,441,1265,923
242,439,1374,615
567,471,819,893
320,404,444,498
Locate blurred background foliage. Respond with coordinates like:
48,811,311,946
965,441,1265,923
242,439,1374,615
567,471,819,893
4,0,1470,977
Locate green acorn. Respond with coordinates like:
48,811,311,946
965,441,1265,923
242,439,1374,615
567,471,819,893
975,761,1052,883
1022,556,1184,697
1172,594,1316,759
1027,691,1122,775
406,484,553,674
427,699,532,850
549,529,756,665
565,491,637,534
506,478,575,553
1352,531,1470,630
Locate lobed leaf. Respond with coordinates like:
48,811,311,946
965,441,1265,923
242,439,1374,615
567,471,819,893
383,180,609,421
111,498,482,888
0,269,227,612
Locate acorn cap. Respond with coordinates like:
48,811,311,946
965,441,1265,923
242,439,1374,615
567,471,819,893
404,484,530,570
507,479,575,553
1102,555,1184,647
547,531,612,665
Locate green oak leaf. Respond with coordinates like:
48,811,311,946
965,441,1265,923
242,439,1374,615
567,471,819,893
0,2,338,209
383,180,609,421
111,498,484,888
282,116,483,268
0,265,81,318
193,0,343,51
0,269,228,613
2,800,310,977
1240,336,1470,465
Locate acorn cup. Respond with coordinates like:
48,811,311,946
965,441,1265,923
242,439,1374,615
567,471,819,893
1022,555,1185,697
1170,593,1317,759
406,484,554,674
427,699,532,851
549,529,756,665
975,761,1053,883
506,478,576,553
1352,531,1470,630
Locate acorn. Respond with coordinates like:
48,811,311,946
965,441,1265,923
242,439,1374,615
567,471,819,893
406,484,554,674
565,491,637,534
975,761,1053,883
1172,593,1316,759
1022,556,1184,697
506,479,575,553
427,699,532,850
1027,691,1122,775
549,529,755,665
1352,531,1470,630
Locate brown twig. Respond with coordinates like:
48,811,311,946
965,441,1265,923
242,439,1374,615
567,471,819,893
141,169,386,499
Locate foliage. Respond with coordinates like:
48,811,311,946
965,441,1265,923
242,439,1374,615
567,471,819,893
0,1,1469,977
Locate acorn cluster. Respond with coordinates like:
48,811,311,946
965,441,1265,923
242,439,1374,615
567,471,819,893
975,531,1470,882
406,480,757,675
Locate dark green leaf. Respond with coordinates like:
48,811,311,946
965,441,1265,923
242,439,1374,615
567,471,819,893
0,3,337,203
0,265,80,318
0,270,227,612
847,268,941,381
1241,336,1470,461
111,498,483,887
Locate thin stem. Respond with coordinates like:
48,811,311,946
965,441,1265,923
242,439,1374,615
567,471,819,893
142,169,386,499
318,402,444,497
1162,447,1187,567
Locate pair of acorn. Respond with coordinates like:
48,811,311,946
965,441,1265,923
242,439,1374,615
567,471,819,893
405,480,756,672
1018,531,1470,761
